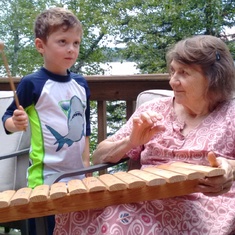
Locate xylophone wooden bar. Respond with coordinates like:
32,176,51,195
170,162,225,177
0,162,225,223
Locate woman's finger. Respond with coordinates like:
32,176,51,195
208,151,219,167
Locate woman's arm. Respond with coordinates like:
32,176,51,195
93,136,133,164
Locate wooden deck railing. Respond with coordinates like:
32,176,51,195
0,74,171,143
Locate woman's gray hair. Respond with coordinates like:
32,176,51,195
166,35,235,109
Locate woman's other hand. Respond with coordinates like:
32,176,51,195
195,151,234,196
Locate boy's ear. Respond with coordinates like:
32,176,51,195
35,38,45,54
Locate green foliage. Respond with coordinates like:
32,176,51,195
106,101,127,136
0,0,234,76
89,100,127,156
0,0,59,76
113,0,235,73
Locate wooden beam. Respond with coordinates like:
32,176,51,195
0,74,171,101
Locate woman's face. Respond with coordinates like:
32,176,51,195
169,60,209,108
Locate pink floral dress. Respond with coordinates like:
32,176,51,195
54,97,235,235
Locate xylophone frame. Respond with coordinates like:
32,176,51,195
0,162,225,224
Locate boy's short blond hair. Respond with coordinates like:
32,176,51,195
34,7,83,43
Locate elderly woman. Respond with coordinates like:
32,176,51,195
54,35,235,235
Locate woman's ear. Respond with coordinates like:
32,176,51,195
35,38,45,54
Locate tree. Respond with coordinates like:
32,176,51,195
110,0,235,73
0,0,116,76
0,0,234,76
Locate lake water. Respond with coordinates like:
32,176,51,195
100,62,140,75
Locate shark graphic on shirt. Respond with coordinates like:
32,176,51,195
46,95,85,152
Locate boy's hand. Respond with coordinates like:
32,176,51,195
12,105,28,131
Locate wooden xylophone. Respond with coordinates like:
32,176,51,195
0,162,225,223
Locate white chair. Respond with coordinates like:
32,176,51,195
136,89,173,108
0,91,30,235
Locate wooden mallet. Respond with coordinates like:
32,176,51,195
0,42,26,131
0,41,20,109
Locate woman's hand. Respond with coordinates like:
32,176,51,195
93,111,165,164
195,152,234,196
129,111,165,148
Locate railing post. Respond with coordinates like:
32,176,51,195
126,100,136,120
97,101,107,143
97,100,107,174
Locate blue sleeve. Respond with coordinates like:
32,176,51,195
1,77,35,133
2,70,46,134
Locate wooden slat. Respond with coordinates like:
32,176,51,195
156,164,204,180
113,171,146,188
171,162,225,177
67,179,87,195
30,185,49,202
143,167,187,183
98,174,127,191
82,177,106,192
0,190,15,208
128,169,166,186
10,187,32,206
50,182,67,200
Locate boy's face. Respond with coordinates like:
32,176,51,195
35,27,82,75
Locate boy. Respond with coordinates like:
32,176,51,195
2,7,91,234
